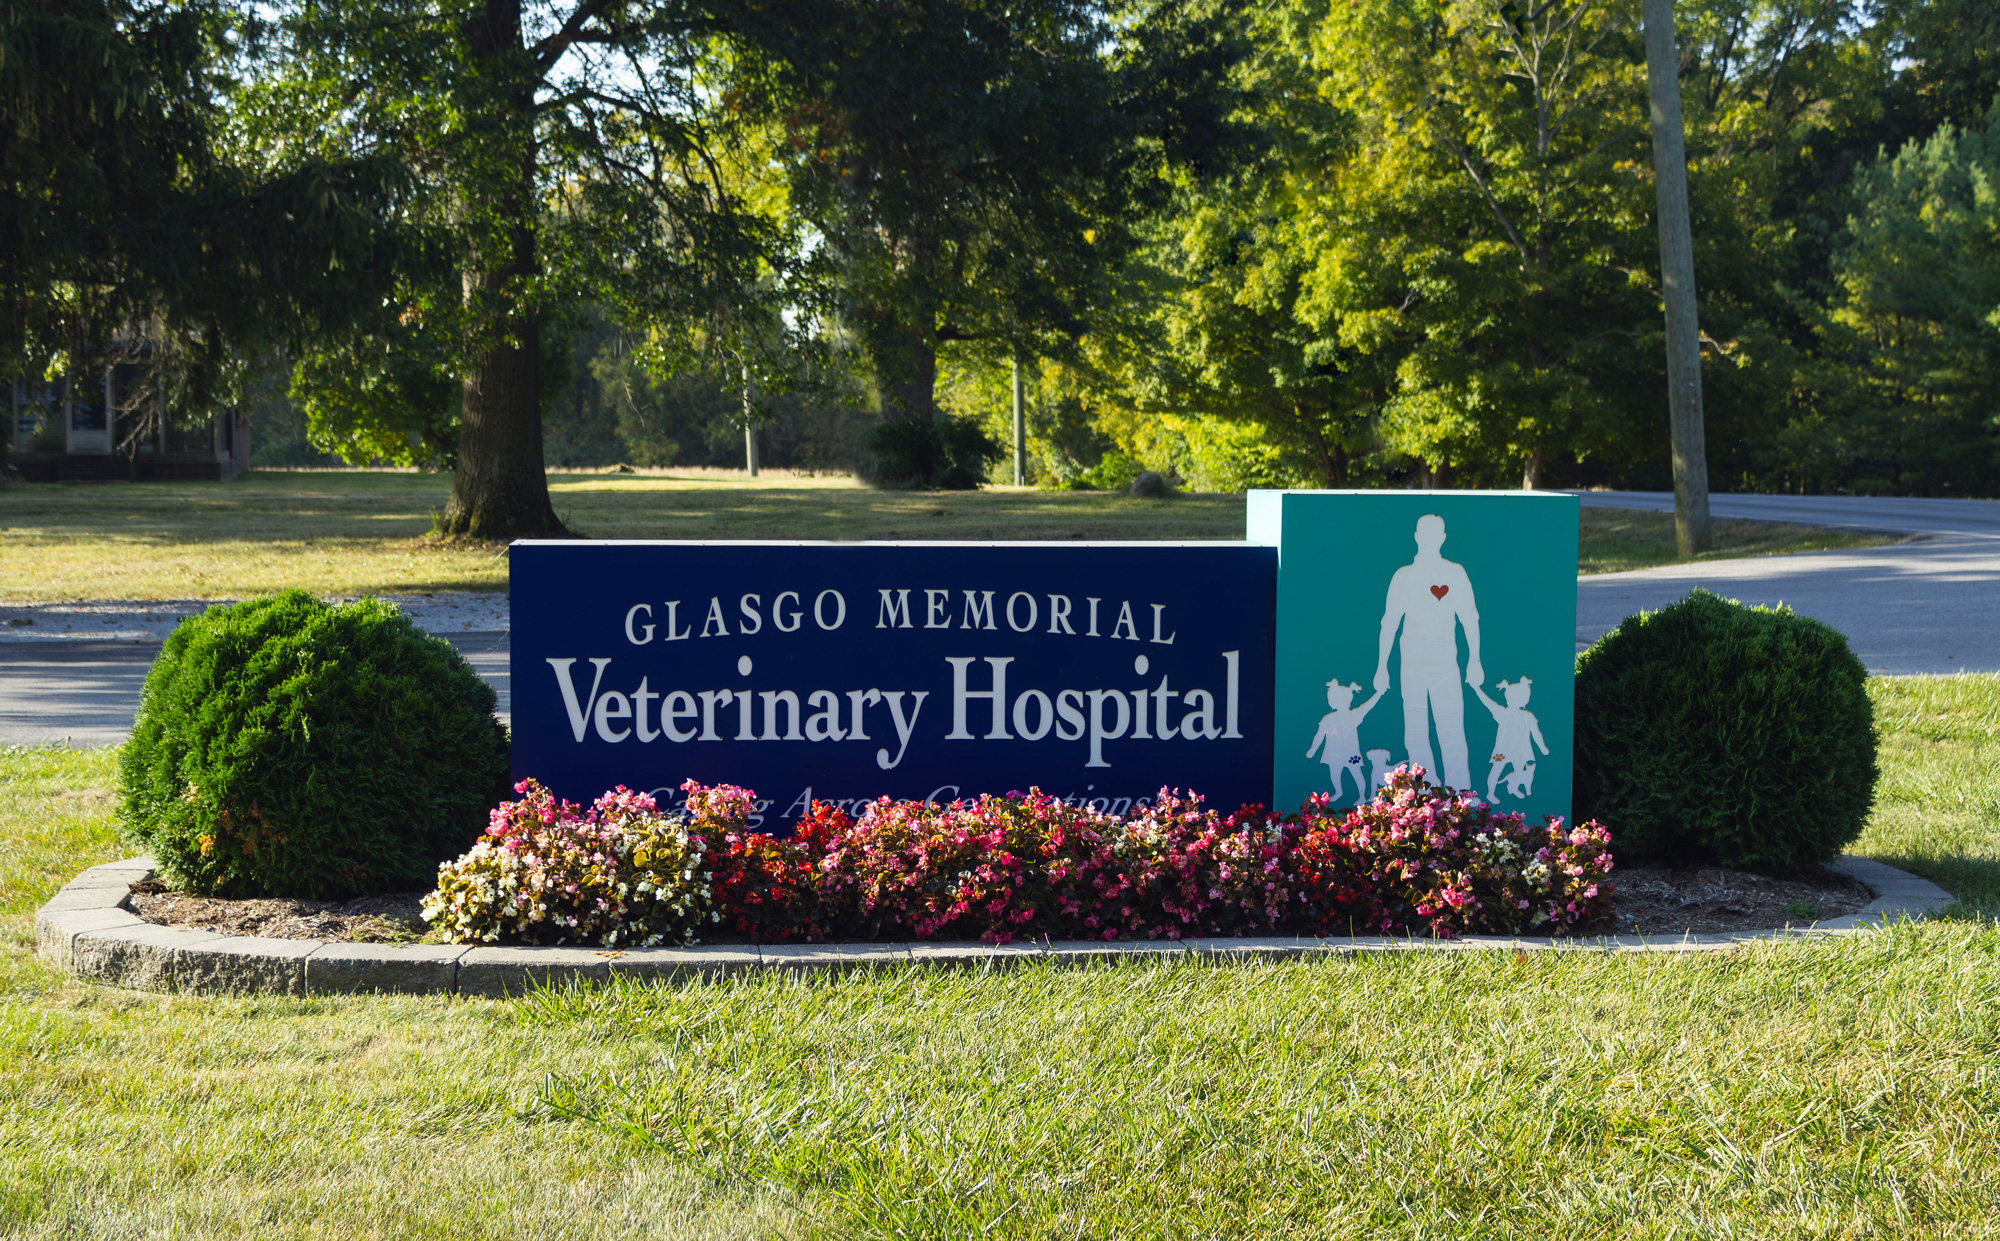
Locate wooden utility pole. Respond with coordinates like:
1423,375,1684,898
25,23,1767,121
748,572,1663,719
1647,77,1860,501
1011,355,1027,487
1642,0,1712,554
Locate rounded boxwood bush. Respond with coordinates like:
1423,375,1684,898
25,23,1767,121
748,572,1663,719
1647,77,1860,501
1573,588,1877,875
118,590,511,898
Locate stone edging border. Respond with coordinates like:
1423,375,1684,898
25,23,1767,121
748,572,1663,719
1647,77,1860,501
35,855,1954,998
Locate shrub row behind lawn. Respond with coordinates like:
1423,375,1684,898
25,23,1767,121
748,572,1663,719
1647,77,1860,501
421,768,1616,947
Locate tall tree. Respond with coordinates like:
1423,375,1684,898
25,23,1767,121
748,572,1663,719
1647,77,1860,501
721,0,1250,437
1081,179,1384,488
1,0,407,470
1288,0,1659,488
251,0,776,536
1075,0,1385,490
1819,101,2000,495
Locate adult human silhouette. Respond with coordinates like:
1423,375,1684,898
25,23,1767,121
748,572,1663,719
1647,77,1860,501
1373,514,1482,790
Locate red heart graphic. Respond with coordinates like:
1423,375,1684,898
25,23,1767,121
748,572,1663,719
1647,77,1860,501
1430,584,1449,600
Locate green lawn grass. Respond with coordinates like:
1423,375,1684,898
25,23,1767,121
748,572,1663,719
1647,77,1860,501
2,675,1996,1238
1572,508,1898,575
1850,675,2000,918
0,469,1889,601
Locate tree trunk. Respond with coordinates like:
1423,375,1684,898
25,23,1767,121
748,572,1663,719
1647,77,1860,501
438,0,568,541
1521,447,1543,489
1303,405,1346,487
1642,0,1713,554
442,287,565,539
880,334,937,424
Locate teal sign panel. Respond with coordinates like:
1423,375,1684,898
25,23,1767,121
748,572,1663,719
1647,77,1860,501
1248,490,1578,823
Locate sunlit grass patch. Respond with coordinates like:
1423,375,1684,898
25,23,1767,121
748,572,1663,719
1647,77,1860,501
0,745,123,967
1854,674,2000,920
1,470,1899,601
0,471,1243,601
5,926,1997,1238
1577,509,1895,575
516,929,2000,1237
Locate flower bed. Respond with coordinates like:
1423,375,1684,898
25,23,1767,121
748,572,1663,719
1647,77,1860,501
423,769,1615,947
422,784,711,947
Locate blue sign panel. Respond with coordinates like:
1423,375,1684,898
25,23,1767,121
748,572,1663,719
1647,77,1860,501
510,542,1276,830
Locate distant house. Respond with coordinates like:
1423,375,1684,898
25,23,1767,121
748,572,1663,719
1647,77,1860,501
9,365,249,481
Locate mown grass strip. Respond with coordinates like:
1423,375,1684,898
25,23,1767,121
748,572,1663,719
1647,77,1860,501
2,927,1995,1238
1851,675,2000,918
1573,509,1898,576
518,930,1999,1238
0,470,1889,600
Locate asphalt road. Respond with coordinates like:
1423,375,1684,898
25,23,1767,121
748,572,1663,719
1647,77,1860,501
1572,492,2000,673
4,492,1995,745
0,631,510,747
1570,490,2000,539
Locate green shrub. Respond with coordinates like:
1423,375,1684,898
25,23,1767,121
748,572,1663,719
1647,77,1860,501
1073,450,1144,493
118,591,511,898
867,414,1001,489
1573,588,1878,875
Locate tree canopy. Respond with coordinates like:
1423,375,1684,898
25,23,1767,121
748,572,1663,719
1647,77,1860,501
1041,0,2000,493
695,0,1255,489
247,0,792,534
14,0,2000,499
1,0,409,441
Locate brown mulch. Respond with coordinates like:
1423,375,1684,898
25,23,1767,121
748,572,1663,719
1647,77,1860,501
125,864,1879,945
125,877,428,943
1606,864,1873,935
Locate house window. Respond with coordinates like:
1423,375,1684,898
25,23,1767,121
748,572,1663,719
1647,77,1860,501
71,390,107,432
12,380,65,451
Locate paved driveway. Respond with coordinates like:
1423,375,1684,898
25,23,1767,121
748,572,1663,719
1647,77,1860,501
1575,540,2000,673
0,631,509,747
1570,490,2000,539
0,642,163,747
1572,492,2000,674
